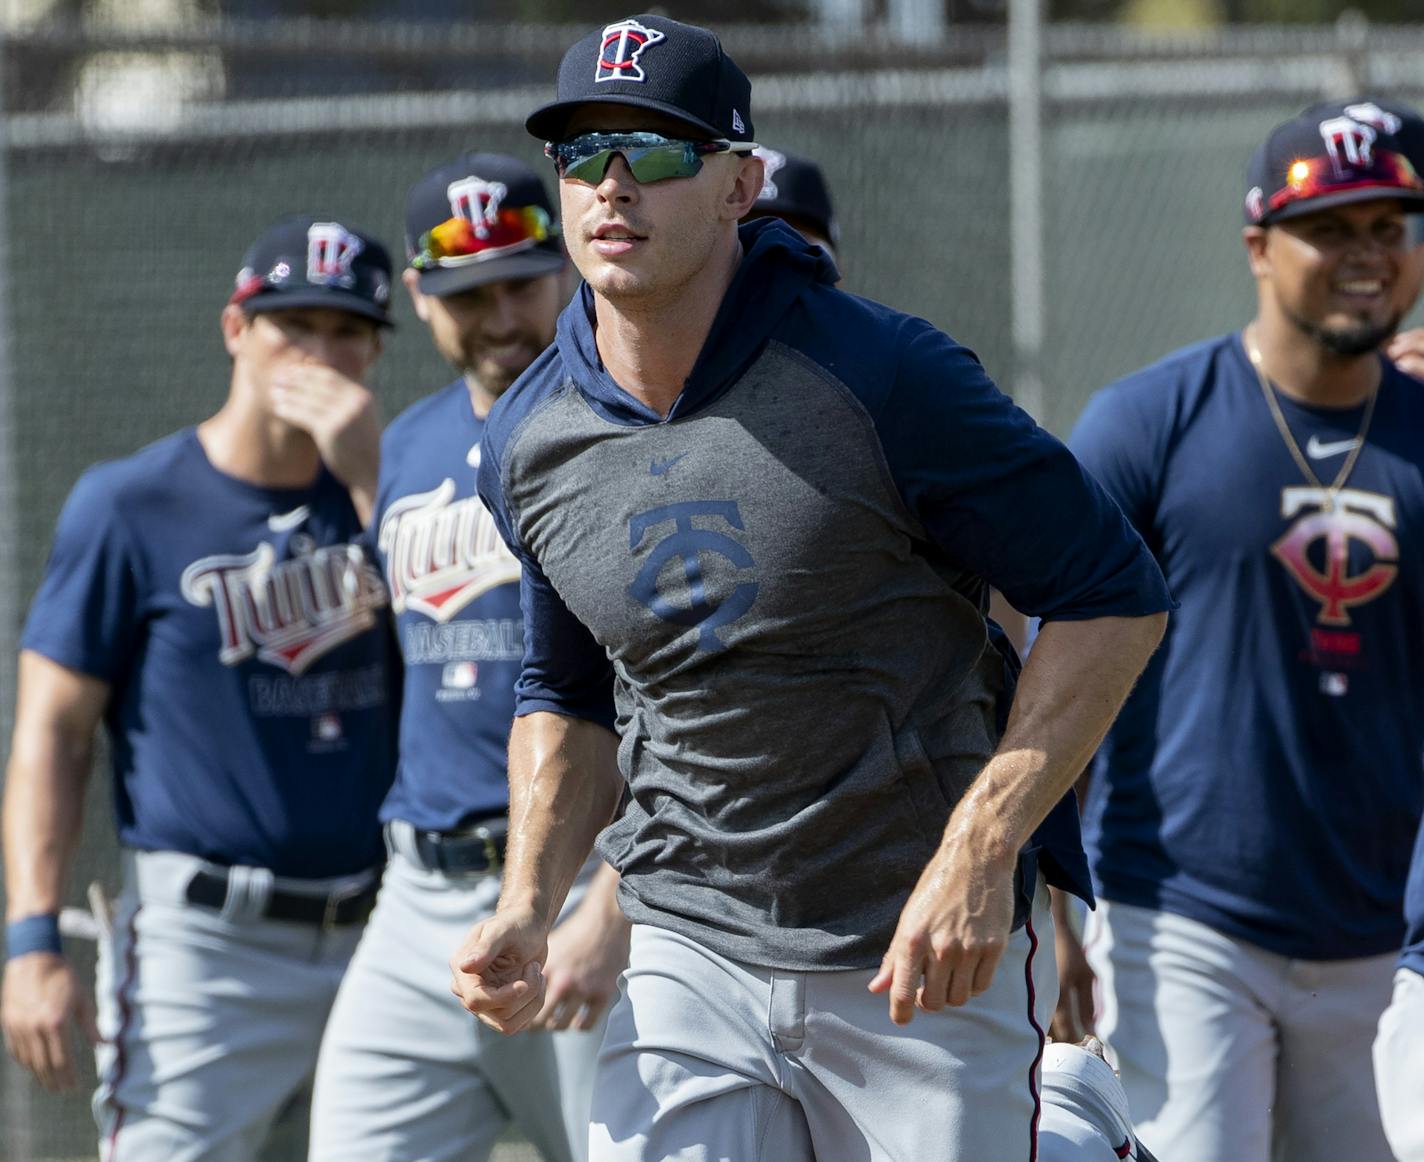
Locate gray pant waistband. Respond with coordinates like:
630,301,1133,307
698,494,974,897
123,849,378,925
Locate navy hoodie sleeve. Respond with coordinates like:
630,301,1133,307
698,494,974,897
476,435,616,729
876,320,1173,621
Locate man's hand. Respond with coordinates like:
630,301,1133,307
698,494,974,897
868,843,1016,1025
1387,327,1424,380
2,952,100,1092
1049,887,1096,1043
270,366,381,522
529,893,630,1033
449,906,550,1035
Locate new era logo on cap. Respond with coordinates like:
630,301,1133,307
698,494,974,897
596,19,664,84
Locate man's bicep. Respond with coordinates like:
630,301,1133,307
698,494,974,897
880,338,1170,621
514,558,616,730
476,450,615,728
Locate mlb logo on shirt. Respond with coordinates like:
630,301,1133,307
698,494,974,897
443,661,478,690
1319,671,1349,697
313,713,344,741
437,661,480,702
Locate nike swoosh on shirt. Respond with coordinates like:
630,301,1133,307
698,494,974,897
267,505,310,532
1306,435,1362,460
649,453,689,476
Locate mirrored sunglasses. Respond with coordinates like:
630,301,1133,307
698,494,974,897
410,206,554,271
1268,148,1424,218
545,132,758,185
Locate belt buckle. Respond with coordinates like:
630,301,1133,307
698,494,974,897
473,825,502,876
321,880,367,931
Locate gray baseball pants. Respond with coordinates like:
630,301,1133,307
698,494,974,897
590,893,1056,1162
93,850,369,1162
1087,897,1395,1162
309,829,604,1162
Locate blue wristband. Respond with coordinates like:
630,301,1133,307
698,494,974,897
5,913,63,960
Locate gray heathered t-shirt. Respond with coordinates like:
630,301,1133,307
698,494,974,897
477,223,1172,971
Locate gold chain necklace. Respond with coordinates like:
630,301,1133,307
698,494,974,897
1244,328,1378,513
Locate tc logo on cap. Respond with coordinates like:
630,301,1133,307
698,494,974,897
596,19,665,84
1319,102,1402,176
448,176,508,240
306,222,364,287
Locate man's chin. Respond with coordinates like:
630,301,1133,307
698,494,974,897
1293,308,1403,358
1317,320,1400,357
471,363,523,399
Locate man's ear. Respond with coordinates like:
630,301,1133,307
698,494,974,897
723,154,765,222
402,267,431,323
220,303,249,358
1242,225,1271,280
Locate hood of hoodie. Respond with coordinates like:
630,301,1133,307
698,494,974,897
554,216,840,426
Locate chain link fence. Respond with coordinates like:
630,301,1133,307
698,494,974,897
1,15,1423,1160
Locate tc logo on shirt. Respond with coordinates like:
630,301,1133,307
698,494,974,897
1271,486,1398,626
627,501,759,652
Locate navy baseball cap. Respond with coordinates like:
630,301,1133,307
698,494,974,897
526,15,754,145
746,147,840,247
1244,98,1424,226
405,152,565,297
230,215,393,326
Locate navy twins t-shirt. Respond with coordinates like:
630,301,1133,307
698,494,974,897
1071,333,1424,960
373,380,522,832
21,428,395,878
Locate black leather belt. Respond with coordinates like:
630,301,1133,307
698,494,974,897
407,817,508,877
185,869,379,928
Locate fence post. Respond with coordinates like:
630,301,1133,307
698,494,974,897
1008,0,1045,420
809,0,870,29
888,0,947,45
1328,9,1370,98
0,15,33,1152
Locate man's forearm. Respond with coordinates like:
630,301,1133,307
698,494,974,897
4,654,107,922
572,859,626,925
2,736,93,921
943,613,1166,863
501,711,623,927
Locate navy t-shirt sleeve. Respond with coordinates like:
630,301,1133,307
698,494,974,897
877,321,1173,621
21,468,145,681
1067,382,1163,536
476,441,615,729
